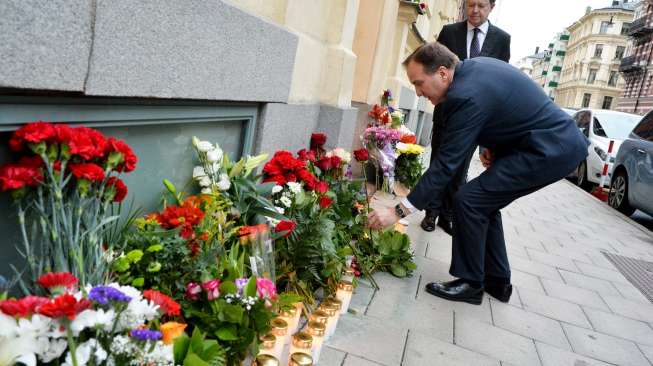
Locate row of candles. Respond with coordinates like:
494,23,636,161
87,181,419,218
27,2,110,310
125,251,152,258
251,270,355,366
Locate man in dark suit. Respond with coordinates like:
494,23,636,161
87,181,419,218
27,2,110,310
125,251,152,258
368,42,588,305
422,0,511,235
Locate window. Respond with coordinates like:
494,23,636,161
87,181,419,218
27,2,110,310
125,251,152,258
593,117,608,136
608,71,618,87
615,46,625,60
594,44,603,58
621,22,631,35
587,69,598,84
601,96,613,110
600,21,610,34
633,112,653,141
582,93,592,108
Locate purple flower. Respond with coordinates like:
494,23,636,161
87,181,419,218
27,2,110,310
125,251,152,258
235,278,249,294
89,286,131,305
130,329,162,341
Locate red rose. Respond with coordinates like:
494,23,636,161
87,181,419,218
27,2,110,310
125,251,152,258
106,177,128,202
319,196,333,209
143,289,181,317
316,157,333,172
37,272,79,292
0,164,42,191
274,220,296,237
297,149,316,163
38,293,91,320
330,156,342,168
0,296,50,318
310,133,327,149
316,181,329,194
69,163,105,182
9,121,57,151
106,138,137,172
400,135,417,144
353,148,369,162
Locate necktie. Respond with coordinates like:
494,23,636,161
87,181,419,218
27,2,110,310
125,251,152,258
470,27,481,59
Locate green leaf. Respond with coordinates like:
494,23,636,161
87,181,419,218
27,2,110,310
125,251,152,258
126,249,143,263
173,332,190,364
390,263,407,278
190,328,204,354
222,304,244,323
131,277,145,287
215,325,239,341
244,276,257,297
406,261,417,270
146,244,163,252
112,256,130,272
219,281,237,295
183,352,211,366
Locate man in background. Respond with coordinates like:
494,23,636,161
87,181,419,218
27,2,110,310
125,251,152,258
422,0,511,234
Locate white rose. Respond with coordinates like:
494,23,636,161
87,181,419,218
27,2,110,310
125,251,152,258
199,176,212,187
192,166,206,179
196,141,213,153
207,148,223,163
272,185,283,194
333,148,351,163
217,174,231,191
201,187,212,194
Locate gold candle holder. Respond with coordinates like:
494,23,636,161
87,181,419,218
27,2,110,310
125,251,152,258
288,332,313,360
251,353,279,366
269,318,288,360
305,320,325,364
336,281,354,314
318,301,340,340
258,334,276,357
288,352,313,366
278,308,297,345
342,267,355,282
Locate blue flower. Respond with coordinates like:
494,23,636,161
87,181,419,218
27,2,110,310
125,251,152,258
89,285,132,305
130,329,162,341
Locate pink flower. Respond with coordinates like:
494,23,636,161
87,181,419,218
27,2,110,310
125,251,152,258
202,279,220,300
185,282,202,301
256,278,277,300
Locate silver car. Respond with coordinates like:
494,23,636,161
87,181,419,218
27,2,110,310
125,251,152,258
609,111,653,216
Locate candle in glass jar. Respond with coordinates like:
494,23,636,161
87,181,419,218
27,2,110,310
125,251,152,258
251,353,279,366
336,281,354,314
305,320,325,364
288,352,313,366
278,308,297,345
292,302,303,333
341,267,355,282
257,334,276,357
323,298,342,337
287,332,312,362
269,318,288,360
309,309,329,329
318,302,339,340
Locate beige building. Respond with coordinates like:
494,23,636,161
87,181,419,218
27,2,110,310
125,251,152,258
556,2,636,110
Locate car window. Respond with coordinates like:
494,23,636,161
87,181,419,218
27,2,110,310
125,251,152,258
633,113,653,142
592,112,641,140
593,117,607,137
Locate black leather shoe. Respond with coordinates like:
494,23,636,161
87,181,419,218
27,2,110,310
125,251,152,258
420,214,436,232
425,279,484,305
484,282,513,303
437,217,454,236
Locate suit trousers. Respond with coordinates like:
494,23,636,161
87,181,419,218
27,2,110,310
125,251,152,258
449,176,547,283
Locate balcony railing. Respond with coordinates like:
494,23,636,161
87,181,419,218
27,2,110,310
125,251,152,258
619,55,643,73
628,16,653,37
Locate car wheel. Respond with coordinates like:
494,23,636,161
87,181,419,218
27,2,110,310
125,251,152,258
576,161,592,191
609,170,636,216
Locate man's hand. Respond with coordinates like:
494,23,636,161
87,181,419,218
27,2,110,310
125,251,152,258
480,148,494,168
367,207,400,230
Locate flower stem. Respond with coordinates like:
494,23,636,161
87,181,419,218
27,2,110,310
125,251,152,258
66,324,79,366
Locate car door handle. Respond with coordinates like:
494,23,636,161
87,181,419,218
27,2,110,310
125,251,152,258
637,149,646,154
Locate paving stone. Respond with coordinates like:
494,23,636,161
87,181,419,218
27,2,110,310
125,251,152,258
342,354,387,366
325,314,406,366
489,285,523,308
318,346,347,366
510,256,563,281
403,329,500,366
348,281,376,315
490,299,571,350
614,281,653,305
562,323,651,366
574,261,630,285
511,269,546,293
526,248,579,272
601,294,653,323
638,344,653,365
518,288,592,328
582,307,653,347
455,316,541,366
558,270,619,296
415,285,494,324
535,341,614,366
540,278,610,312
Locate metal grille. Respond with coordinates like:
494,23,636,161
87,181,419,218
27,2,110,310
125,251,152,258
603,252,653,304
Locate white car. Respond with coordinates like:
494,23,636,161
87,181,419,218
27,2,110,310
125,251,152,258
571,109,641,190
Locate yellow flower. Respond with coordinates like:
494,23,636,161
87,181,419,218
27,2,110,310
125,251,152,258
160,322,187,345
396,142,424,155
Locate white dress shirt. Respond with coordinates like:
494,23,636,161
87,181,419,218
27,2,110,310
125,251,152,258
466,21,490,59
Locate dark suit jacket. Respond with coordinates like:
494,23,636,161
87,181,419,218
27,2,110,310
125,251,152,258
407,58,589,211
436,21,511,62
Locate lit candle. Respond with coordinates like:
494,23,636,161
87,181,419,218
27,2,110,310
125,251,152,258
278,308,297,345
288,352,313,366
305,320,325,364
269,318,288,360
288,332,313,362
251,353,279,366
336,281,354,314
257,334,276,357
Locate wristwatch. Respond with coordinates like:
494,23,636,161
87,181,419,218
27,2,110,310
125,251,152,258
394,204,407,219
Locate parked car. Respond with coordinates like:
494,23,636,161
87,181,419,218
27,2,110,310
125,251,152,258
571,109,642,190
609,110,653,216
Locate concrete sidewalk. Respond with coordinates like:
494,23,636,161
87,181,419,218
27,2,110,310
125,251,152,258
319,156,653,366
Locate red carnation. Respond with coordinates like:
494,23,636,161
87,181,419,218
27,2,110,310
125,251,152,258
38,293,91,320
316,181,329,194
77,127,108,160
263,174,287,186
18,156,45,169
319,196,333,209
0,296,50,318
156,204,205,239
69,163,105,182
262,161,283,177
353,148,369,162
0,163,43,191
143,289,181,317
54,124,74,145
106,177,128,203
310,133,327,149
67,128,97,160
106,138,138,172
274,220,296,238
37,272,79,292
9,121,57,152
400,135,417,144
